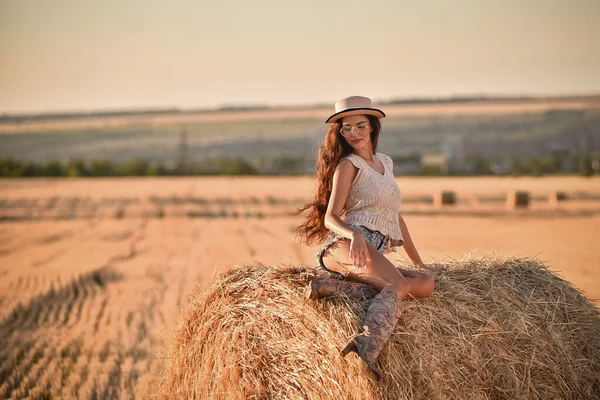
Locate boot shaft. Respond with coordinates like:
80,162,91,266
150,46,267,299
363,290,403,338
305,277,378,300
341,288,403,381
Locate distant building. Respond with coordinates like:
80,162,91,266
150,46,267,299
421,154,447,174
490,161,510,175
443,137,465,161
391,153,422,175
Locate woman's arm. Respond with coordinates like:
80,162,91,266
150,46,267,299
324,159,355,239
398,213,425,267
324,159,370,268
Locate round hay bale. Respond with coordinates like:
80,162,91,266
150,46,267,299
507,190,530,209
433,191,456,208
159,260,600,399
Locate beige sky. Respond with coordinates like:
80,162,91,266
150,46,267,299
1,0,599,114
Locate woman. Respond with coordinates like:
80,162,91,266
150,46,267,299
296,96,435,381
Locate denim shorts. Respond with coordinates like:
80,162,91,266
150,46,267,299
315,224,390,280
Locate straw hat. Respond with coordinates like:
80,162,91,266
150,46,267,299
325,96,386,123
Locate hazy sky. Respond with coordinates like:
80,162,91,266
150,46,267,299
1,0,599,113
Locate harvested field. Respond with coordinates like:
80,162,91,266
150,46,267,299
0,176,599,398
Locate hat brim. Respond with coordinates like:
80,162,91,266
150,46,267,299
325,108,386,123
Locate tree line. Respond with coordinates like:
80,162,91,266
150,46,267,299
422,153,598,177
1,152,598,178
0,157,257,177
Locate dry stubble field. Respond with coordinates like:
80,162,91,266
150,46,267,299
0,176,599,399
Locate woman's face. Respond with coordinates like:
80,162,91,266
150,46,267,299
340,115,373,151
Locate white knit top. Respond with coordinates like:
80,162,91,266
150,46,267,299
342,152,404,247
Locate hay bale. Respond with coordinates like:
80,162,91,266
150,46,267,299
433,191,456,208
159,260,600,400
113,206,126,219
549,191,568,206
153,207,165,219
507,190,530,208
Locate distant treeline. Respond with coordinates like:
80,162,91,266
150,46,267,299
0,108,180,123
424,154,598,177
0,105,272,123
1,154,598,178
0,157,259,177
383,94,600,105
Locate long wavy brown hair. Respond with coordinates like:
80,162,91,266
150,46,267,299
295,115,381,245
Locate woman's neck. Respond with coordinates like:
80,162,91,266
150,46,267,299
354,147,374,162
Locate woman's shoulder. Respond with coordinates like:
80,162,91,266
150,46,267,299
376,152,391,161
335,157,360,184
340,153,364,169
376,152,394,169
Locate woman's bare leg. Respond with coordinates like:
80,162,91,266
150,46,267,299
322,239,434,299
396,268,435,299
323,239,408,295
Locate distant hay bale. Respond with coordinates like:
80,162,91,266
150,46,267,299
153,207,165,219
507,190,530,208
555,191,568,201
113,207,126,219
433,191,456,207
159,259,600,400
549,191,568,205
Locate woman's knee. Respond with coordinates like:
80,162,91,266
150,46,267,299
410,274,435,298
386,275,411,299
422,274,435,295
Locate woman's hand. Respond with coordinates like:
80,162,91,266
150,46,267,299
349,231,371,269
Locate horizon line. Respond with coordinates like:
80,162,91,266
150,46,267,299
2,92,600,120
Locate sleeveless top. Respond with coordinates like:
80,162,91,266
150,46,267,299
342,152,404,247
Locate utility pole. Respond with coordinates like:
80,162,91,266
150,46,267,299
176,125,189,175
579,122,589,176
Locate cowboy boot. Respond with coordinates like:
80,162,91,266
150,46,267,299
340,289,403,381
304,276,379,300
